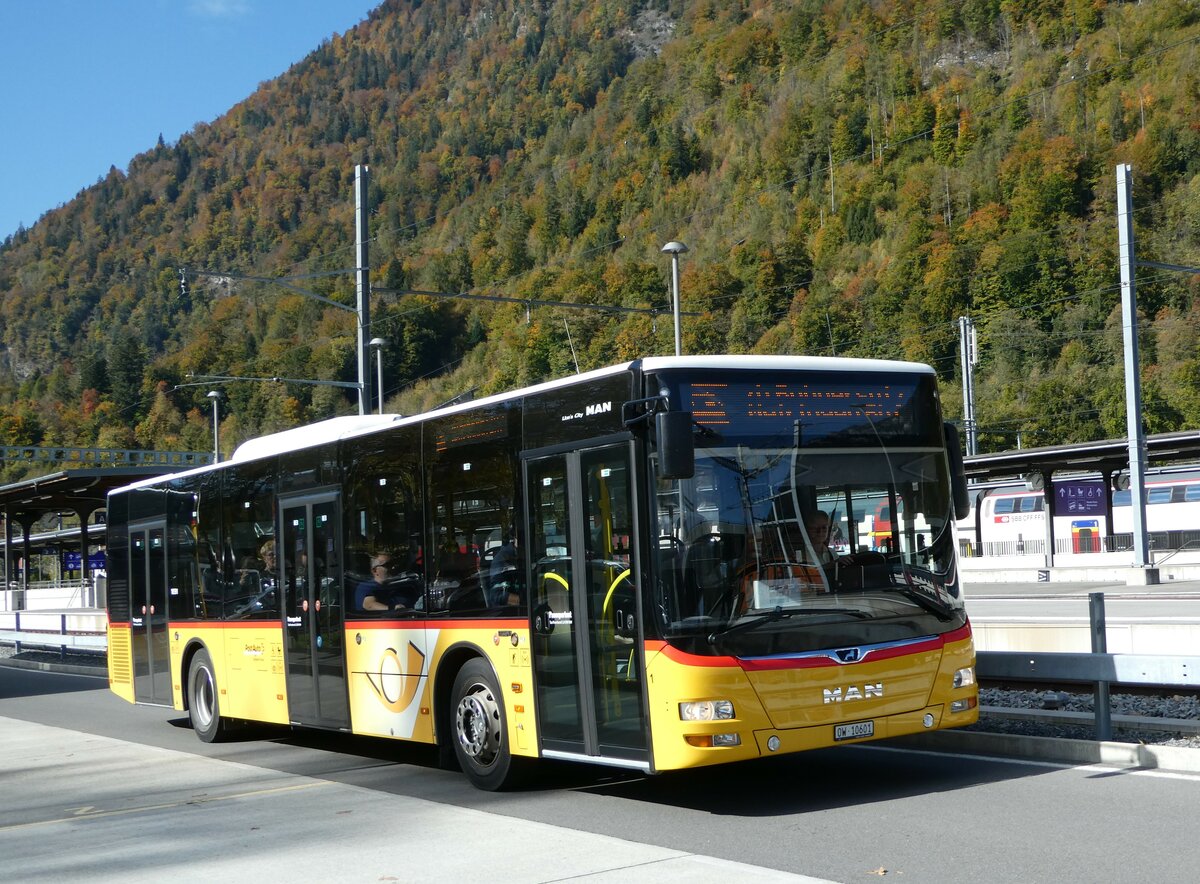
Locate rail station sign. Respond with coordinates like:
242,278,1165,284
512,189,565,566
1052,480,1107,516
63,552,107,571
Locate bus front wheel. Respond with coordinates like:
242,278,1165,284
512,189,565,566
187,648,229,743
450,658,524,790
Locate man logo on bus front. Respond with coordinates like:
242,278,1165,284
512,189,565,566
835,647,862,663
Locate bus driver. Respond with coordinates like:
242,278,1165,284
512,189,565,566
804,510,836,565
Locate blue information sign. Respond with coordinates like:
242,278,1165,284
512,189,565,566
1052,481,1107,516
62,552,107,571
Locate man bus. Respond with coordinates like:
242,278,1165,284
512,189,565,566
106,355,977,789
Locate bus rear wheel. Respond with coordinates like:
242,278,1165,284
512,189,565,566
187,648,230,743
450,658,524,790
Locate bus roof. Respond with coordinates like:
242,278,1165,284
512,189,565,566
110,354,935,496
229,414,404,463
638,355,935,375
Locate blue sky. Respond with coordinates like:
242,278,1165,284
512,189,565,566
0,0,381,240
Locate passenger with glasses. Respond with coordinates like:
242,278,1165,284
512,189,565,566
355,553,407,612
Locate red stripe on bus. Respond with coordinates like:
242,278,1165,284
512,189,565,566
942,622,972,644
671,622,973,673
658,643,740,668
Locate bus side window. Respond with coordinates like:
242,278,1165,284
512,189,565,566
221,461,276,620
426,405,522,616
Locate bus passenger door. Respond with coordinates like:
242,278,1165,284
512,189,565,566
280,492,350,729
525,442,648,766
129,521,171,706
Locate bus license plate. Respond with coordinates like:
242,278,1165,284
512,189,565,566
834,720,874,741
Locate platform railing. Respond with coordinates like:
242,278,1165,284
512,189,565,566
1,576,105,611
0,611,106,660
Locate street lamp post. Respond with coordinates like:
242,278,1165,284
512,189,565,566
206,390,221,462
660,241,688,356
355,165,372,416
369,337,387,415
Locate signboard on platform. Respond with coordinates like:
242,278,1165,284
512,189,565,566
1052,481,1107,516
62,552,106,571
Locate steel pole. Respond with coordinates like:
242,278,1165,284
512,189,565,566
671,252,682,357
1116,164,1152,573
207,393,221,463
355,165,371,416
958,316,972,455
1089,592,1112,740
375,348,384,415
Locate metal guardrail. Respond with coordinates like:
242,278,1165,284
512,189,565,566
975,591,1197,741
977,651,1199,688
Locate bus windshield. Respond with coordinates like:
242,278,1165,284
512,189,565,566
651,368,964,656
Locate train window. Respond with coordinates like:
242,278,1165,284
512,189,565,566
1185,485,1200,502
1113,490,1130,506
1147,487,1174,505
1018,497,1043,513
993,498,1016,515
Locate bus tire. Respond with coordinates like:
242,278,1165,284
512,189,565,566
187,648,228,743
450,658,524,790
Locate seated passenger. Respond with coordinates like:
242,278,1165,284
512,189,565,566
487,531,523,607
259,540,277,574
355,553,406,612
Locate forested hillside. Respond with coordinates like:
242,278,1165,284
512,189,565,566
2,0,1200,480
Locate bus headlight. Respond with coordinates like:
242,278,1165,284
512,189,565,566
679,700,734,721
953,667,976,689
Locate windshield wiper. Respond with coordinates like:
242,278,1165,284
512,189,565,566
707,605,868,644
883,585,956,621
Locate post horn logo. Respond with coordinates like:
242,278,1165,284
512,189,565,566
366,643,427,712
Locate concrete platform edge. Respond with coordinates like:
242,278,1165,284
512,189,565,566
891,728,1200,773
0,656,107,678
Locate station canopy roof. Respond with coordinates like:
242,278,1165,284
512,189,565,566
963,430,1200,484
0,467,181,530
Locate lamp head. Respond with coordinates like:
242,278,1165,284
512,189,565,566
660,241,689,255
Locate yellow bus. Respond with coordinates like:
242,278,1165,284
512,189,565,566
106,356,978,790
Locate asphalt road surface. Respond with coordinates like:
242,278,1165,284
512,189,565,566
2,665,1199,883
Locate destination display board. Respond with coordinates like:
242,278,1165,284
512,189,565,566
660,370,941,446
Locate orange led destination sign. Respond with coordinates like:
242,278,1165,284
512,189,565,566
687,381,908,428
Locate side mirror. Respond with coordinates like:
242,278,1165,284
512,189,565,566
656,411,695,479
944,421,970,520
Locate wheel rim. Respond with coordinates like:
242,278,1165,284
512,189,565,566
455,680,501,767
193,666,216,729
